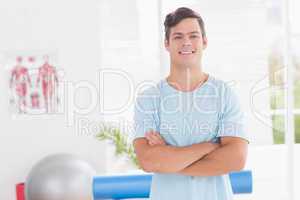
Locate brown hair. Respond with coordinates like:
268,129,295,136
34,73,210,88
164,7,206,42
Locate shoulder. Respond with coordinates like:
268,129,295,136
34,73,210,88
207,75,230,96
135,81,161,110
136,81,161,99
209,75,237,97
208,76,241,113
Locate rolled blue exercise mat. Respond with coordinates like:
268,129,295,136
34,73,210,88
229,170,253,194
93,170,252,199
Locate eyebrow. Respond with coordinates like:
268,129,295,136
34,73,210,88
172,31,201,36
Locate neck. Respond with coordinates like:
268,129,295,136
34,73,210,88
166,64,208,92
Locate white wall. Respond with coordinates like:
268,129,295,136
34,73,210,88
0,1,107,199
239,144,300,200
97,0,161,172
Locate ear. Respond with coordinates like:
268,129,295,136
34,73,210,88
164,39,170,52
202,37,208,50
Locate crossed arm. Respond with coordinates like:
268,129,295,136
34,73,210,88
133,131,248,176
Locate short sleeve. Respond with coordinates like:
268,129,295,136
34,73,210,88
217,85,249,143
133,88,160,139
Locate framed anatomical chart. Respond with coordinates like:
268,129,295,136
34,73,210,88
5,53,64,115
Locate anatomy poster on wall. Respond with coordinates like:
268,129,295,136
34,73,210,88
6,54,63,115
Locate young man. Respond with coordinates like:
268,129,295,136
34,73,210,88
133,7,249,200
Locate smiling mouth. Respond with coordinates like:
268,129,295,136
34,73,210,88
178,50,196,55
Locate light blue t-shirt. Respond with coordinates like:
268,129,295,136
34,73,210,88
133,75,248,200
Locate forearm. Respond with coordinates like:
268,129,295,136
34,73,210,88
136,141,216,173
179,143,247,176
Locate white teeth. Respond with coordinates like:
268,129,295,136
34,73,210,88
180,51,194,54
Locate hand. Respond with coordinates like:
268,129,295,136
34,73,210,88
145,131,167,146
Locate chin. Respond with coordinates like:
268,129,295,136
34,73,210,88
177,62,197,69
177,59,198,66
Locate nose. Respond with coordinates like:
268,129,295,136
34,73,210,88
182,36,192,46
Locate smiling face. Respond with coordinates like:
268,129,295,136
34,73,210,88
165,18,207,69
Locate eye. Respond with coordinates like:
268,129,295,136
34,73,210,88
174,36,182,40
190,35,199,38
